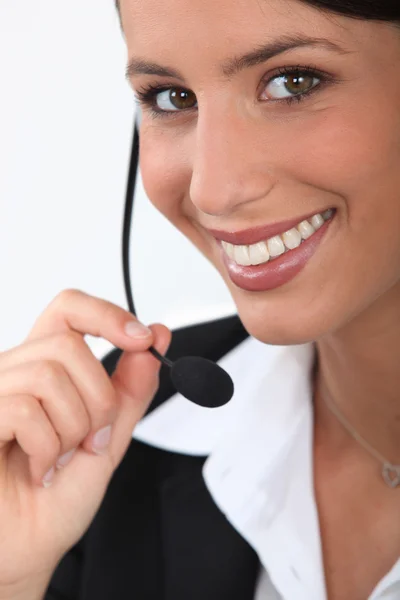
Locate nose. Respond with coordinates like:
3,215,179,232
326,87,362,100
189,109,275,216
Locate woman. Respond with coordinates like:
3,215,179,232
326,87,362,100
0,0,399,598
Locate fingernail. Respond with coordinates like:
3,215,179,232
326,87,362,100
125,321,152,339
56,448,76,470
42,466,55,488
92,425,112,454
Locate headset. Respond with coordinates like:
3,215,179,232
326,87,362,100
120,121,234,408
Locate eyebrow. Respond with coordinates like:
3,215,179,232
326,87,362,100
125,34,350,81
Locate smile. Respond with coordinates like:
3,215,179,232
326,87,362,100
221,209,334,266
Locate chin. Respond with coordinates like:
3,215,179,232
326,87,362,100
238,309,320,346
225,284,341,346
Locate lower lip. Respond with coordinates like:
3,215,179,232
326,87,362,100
219,214,335,292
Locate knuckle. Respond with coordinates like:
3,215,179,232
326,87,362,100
32,360,65,384
54,331,83,355
12,395,38,422
66,414,91,446
53,288,83,308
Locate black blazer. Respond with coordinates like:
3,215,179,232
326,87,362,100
45,315,261,600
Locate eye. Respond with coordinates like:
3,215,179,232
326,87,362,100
135,65,333,117
261,70,320,102
154,87,197,111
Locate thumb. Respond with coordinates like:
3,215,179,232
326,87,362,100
108,323,172,463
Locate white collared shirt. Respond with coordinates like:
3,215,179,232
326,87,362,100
133,335,400,599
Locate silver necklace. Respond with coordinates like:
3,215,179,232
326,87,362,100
322,391,400,489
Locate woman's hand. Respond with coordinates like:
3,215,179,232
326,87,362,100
0,289,171,591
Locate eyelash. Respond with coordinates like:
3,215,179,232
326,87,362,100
134,64,333,118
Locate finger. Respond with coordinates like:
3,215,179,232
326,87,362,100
0,361,90,457
0,394,61,486
24,289,155,353
45,324,171,501
108,323,172,464
0,333,121,451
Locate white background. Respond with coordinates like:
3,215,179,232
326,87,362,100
0,0,235,359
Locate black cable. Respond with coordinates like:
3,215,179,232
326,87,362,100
121,121,139,318
121,121,172,367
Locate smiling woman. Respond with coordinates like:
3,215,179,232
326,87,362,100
114,0,400,597
2,1,398,600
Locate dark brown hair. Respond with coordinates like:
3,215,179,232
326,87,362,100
115,1,400,24
298,1,399,21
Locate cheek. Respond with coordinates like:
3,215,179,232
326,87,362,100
282,102,400,322
139,127,191,224
291,104,400,193
291,103,400,245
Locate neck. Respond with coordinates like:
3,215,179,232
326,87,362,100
313,282,400,467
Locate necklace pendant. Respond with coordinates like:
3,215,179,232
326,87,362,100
382,463,400,488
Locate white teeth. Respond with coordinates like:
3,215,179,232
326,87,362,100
297,220,315,240
311,213,324,230
322,208,334,220
221,209,335,267
267,235,286,258
282,227,302,250
221,240,235,259
248,241,270,265
233,244,252,266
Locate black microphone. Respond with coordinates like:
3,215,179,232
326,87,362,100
121,120,234,408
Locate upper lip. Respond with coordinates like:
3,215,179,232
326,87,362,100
206,209,331,245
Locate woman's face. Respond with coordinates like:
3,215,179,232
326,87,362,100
120,0,400,345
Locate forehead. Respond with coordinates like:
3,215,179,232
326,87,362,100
120,0,345,48
120,0,398,83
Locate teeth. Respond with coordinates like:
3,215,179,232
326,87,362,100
322,208,334,220
221,209,334,266
267,235,285,258
282,227,302,250
221,240,234,259
233,245,252,266
297,220,315,240
311,214,324,230
249,241,270,265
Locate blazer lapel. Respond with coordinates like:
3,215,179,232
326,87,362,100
160,463,260,600
77,444,165,600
